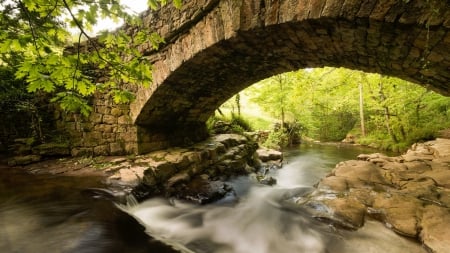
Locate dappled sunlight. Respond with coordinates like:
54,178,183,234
213,67,450,152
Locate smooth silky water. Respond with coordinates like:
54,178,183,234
125,143,426,253
0,167,177,253
0,144,426,253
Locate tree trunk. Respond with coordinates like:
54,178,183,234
383,106,397,143
277,75,285,128
359,82,366,137
378,81,397,143
235,93,241,116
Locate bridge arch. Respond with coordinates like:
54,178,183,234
130,0,450,153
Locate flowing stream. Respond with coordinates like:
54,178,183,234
0,144,427,253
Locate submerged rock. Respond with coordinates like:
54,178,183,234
171,177,233,204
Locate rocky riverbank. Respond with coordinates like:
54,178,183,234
6,134,448,252
9,133,282,204
298,138,450,253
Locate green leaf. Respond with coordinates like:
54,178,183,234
0,40,12,53
10,39,21,51
173,0,183,8
51,92,93,117
147,0,159,10
111,89,135,104
46,54,60,65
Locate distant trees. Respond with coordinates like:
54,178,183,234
244,67,450,151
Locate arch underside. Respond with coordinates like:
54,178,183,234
137,18,449,128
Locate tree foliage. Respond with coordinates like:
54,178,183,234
244,67,450,151
0,0,174,116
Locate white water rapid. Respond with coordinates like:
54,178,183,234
124,145,427,253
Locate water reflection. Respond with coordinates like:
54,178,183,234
0,167,178,253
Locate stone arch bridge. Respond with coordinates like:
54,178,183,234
62,0,450,155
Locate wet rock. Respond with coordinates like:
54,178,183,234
111,157,128,164
117,169,140,186
299,139,450,253
316,176,349,192
256,147,283,162
211,134,247,148
341,133,356,143
122,134,259,203
323,197,366,229
327,160,392,190
257,175,277,185
8,155,41,166
32,143,70,157
372,194,421,237
420,205,450,253
172,177,233,204
166,171,191,188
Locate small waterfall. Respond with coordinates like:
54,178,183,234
124,145,426,253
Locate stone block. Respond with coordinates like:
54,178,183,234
96,124,114,133
124,142,138,154
116,125,128,133
118,131,137,143
80,123,94,132
94,145,109,156
110,142,125,155
71,147,93,157
83,132,106,146
90,113,103,123
118,115,132,125
96,106,110,115
102,133,116,142
111,108,123,117
102,115,117,124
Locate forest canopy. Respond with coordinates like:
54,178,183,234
219,67,450,152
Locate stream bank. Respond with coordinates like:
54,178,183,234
299,138,450,253
8,133,282,204
4,135,449,252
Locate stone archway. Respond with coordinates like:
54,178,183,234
130,0,449,153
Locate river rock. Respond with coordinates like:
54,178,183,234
8,155,41,166
322,197,366,229
171,177,233,204
299,139,450,253
32,142,70,157
256,147,283,162
105,134,259,202
372,194,421,237
420,205,450,253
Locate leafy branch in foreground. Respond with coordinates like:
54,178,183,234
0,0,172,117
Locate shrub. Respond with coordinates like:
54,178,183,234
262,130,289,150
206,114,253,135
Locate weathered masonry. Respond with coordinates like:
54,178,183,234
58,0,450,156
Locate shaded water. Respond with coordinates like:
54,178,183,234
0,144,425,253
0,167,177,253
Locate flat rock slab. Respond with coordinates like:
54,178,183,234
299,139,450,253
256,147,283,162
